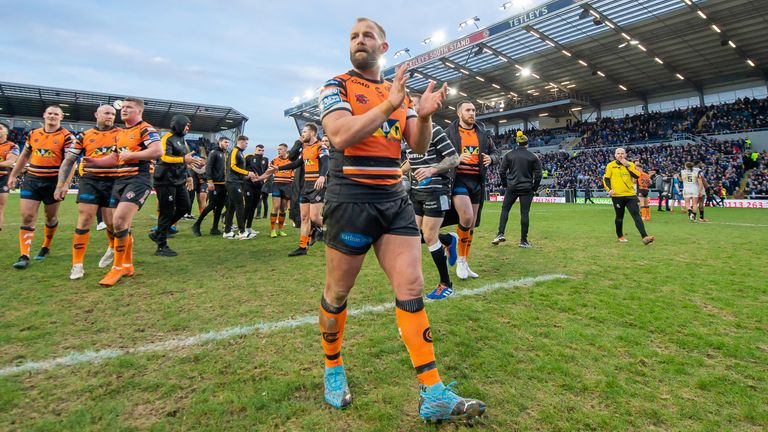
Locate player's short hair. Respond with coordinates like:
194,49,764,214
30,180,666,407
217,137,230,143
0,121,9,132
456,99,474,111
685,161,694,169
123,97,145,110
278,143,288,149
304,123,318,134
356,17,386,40
45,104,63,113
237,135,249,142
255,144,264,149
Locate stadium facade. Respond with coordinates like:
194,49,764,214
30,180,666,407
0,81,248,153
283,0,767,147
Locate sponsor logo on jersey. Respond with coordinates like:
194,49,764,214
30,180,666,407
354,93,369,105
373,119,403,141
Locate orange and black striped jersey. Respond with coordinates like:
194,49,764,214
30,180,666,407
638,171,652,189
319,70,417,201
0,141,20,176
303,141,329,183
114,121,160,177
70,127,121,177
25,128,77,178
272,156,294,184
456,127,481,176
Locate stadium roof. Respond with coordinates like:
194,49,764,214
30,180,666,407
0,81,248,133
284,0,768,126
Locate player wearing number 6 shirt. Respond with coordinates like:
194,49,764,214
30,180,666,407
8,105,77,269
98,97,163,286
317,17,484,423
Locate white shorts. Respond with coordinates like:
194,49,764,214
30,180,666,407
683,186,699,198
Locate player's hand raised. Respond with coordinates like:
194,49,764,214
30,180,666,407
417,81,448,118
386,64,408,111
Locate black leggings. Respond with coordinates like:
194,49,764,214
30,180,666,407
196,184,227,230
156,183,191,247
243,182,262,229
225,182,245,234
612,196,647,238
257,192,270,218
498,191,534,242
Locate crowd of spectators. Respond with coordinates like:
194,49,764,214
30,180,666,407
574,97,768,148
489,97,768,150
745,153,768,198
530,139,752,196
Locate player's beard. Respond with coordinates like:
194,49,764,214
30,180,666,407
350,49,379,71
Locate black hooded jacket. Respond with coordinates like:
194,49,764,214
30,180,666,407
154,115,191,186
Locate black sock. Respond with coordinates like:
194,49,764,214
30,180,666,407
438,233,453,247
429,242,451,285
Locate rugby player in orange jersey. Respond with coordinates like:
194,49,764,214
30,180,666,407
0,122,20,232
8,105,77,269
55,105,122,279
97,98,162,286
317,17,485,422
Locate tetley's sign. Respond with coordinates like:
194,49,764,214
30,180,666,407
383,0,582,73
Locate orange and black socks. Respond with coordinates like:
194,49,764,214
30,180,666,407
112,229,129,271
19,226,34,257
456,224,471,258
42,222,58,249
396,297,441,386
320,296,347,368
278,212,286,230
106,230,115,249
270,213,278,230
72,228,91,265
123,231,134,269
466,229,474,259
299,235,310,249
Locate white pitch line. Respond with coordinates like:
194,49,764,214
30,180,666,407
0,274,569,377
709,222,768,227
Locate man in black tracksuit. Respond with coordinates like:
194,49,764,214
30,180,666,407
151,114,202,256
192,137,229,236
223,135,273,239
492,133,542,248
243,144,269,234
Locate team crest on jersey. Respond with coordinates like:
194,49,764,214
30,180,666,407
374,119,403,141
354,93,369,105
462,145,479,155
304,158,315,166
34,148,55,157
92,147,113,156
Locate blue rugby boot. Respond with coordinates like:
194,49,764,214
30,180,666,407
419,381,486,423
324,365,352,409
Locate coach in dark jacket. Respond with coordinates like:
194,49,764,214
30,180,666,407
492,133,542,248
152,114,201,255
193,137,228,236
